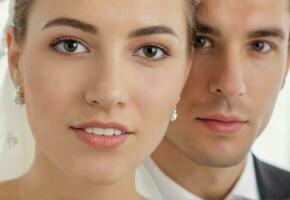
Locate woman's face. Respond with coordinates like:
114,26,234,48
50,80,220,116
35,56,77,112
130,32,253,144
9,0,191,184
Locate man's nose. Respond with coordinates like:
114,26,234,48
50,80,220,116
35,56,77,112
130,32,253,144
209,48,247,99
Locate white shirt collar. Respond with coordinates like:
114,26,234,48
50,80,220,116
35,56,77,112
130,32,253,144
143,157,201,200
143,153,260,200
225,154,260,200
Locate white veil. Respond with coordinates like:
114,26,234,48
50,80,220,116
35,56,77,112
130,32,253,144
0,0,12,161
0,0,35,181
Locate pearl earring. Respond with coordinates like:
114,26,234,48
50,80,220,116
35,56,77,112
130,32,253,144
170,109,178,122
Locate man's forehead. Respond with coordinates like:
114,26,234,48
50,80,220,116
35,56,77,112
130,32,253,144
195,0,289,38
196,0,289,12
196,0,289,20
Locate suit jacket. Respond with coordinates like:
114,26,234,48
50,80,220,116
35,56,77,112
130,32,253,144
254,156,290,200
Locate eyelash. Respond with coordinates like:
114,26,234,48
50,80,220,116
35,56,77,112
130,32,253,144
194,35,276,54
249,40,275,53
193,35,214,49
49,36,171,62
49,35,90,55
133,43,171,61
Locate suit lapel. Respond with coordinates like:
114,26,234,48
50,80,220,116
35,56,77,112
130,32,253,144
254,155,276,199
254,155,290,199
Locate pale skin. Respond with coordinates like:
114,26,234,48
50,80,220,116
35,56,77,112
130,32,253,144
0,0,192,199
153,0,290,199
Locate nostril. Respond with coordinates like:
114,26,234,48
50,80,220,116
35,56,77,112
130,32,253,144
90,100,99,105
117,102,125,108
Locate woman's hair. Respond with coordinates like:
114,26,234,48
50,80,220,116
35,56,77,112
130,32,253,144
12,0,197,47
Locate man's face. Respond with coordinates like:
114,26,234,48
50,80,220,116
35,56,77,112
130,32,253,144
165,0,290,167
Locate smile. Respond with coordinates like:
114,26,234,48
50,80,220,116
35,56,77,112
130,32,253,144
70,121,134,149
83,128,125,136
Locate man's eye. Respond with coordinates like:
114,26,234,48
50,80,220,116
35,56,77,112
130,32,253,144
251,41,272,53
194,36,212,48
135,45,169,60
51,39,89,54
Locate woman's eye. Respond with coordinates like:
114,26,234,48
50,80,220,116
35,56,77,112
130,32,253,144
251,41,272,53
135,45,168,60
194,36,212,49
51,39,88,54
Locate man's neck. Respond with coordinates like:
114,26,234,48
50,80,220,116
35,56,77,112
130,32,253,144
151,138,247,200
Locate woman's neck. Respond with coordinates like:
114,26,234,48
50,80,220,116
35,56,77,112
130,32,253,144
16,149,144,200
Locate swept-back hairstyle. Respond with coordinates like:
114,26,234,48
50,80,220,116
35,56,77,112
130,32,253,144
11,0,198,48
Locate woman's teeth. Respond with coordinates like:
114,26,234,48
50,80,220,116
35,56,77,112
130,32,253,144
84,128,124,136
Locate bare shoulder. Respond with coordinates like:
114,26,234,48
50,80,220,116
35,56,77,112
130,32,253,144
0,179,20,200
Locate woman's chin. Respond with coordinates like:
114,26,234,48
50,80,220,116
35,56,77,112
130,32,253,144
66,164,128,186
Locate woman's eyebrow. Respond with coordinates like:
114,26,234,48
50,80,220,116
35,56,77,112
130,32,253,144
128,26,179,39
42,17,98,34
42,17,179,40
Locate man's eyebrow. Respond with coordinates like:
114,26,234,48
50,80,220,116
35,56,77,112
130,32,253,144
42,17,98,34
195,22,221,36
128,26,178,39
248,27,285,40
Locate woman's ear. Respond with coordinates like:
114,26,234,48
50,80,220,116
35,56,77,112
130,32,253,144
6,26,23,88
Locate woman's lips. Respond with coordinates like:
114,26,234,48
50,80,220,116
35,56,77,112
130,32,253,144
70,121,134,149
72,128,129,149
72,121,134,133
196,115,247,134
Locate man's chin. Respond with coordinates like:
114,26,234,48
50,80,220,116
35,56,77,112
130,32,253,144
192,152,248,168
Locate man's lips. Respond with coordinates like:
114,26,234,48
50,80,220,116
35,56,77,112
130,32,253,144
196,115,248,134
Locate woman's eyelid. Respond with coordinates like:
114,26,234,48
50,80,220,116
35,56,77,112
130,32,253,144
136,42,171,55
50,36,91,52
49,36,174,59
133,43,171,59
135,46,167,60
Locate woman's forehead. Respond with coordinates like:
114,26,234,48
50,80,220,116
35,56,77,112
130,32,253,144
26,0,188,38
30,0,186,20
